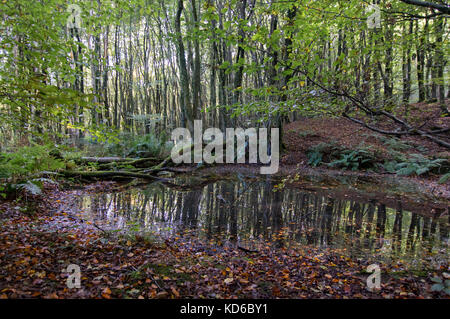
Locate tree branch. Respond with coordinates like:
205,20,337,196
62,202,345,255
399,0,450,14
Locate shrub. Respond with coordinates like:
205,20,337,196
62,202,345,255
307,142,378,171
306,141,341,167
125,134,167,158
380,136,411,151
328,147,377,171
85,132,170,158
430,276,450,295
383,154,446,176
0,145,64,199
306,149,323,167
0,144,65,181
439,173,450,184
297,130,317,138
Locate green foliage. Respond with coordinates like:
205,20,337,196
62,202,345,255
0,177,59,199
380,137,411,151
0,144,65,181
383,154,446,176
125,135,166,158
0,0,94,137
297,130,316,138
0,144,64,198
15,180,43,196
307,149,323,167
430,276,450,295
328,147,377,171
438,173,450,184
89,133,170,158
307,142,377,171
306,141,341,167
0,184,8,199
61,150,84,162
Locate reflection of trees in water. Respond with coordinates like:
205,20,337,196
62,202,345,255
181,189,202,229
82,181,449,257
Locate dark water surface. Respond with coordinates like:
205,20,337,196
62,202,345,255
66,176,449,267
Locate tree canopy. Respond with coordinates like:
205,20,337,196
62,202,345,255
0,0,448,146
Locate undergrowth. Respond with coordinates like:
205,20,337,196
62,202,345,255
0,143,65,198
82,132,171,158
306,140,448,181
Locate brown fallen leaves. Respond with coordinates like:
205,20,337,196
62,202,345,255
0,182,448,299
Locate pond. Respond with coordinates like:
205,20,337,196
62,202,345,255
63,174,449,268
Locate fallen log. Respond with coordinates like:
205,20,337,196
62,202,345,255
152,154,174,170
77,157,134,163
77,156,173,170
152,142,196,170
97,157,161,169
59,170,168,181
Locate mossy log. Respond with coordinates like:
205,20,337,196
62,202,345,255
77,157,133,163
152,143,196,170
60,170,167,181
97,157,161,169
65,144,199,182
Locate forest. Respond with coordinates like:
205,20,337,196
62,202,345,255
0,0,449,301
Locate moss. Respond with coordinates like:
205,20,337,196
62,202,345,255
145,263,194,284
389,269,430,278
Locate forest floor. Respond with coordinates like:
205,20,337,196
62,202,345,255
0,101,449,299
282,100,450,172
0,182,448,299
279,100,450,196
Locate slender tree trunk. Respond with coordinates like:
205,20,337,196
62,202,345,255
191,0,201,121
434,17,447,114
175,0,193,133
208,0,218,126
102,25,110,124
402,21,412,105
416,19,426,102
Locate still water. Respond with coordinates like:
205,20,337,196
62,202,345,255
65,176,449,266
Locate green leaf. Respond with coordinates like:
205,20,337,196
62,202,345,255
431,277,443,283
431,283,444,292
416,167,429,175
17,181,42,196
438,173,450,184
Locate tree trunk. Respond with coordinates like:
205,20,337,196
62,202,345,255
175,0,193,133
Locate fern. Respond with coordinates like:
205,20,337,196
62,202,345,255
0,145,65,181
383,154,446,176
381,137,411,151
16,181,42,196
307,150,323,167
306,141,341,167
306,142,377,170
96,133,169,158
328,148,376,171
438,173,450,184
